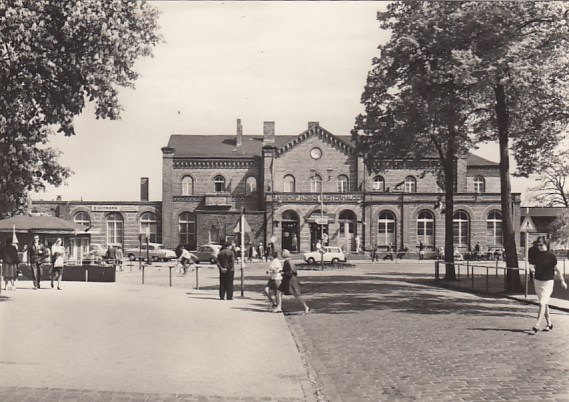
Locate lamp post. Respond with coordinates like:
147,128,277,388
310,168,332,268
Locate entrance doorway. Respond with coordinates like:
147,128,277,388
281,210,300,252
309,223,329,251
339,210,357,253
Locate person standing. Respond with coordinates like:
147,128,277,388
529,237,567,333
291,233,298,252
217,242,235,300
50,238,65,290
264,250,282,312
28,235,47,290
115,246,124,271
257,243,264,262
278,249,310,314
2,238,20,291
418,241,425,262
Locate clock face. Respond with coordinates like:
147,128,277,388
310,147,322,160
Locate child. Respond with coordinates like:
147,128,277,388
264,250,282,312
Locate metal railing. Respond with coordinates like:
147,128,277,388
434,258,568,296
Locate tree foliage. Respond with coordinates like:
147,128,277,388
0,0,161,216
354,1,569,288
528,151,569,207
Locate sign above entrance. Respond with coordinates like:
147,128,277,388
520,217,537,233
273,193,363,203
314,217,328,225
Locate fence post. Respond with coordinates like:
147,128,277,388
142,264,145,285
195,266,199,290
496,259,499,276
472,263,475,289
457,263,461,282
435,260,440,281
486,266,489,293
169,266,172,287
467,260,470,278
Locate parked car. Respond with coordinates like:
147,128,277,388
125,243,177,262
302,246,347,264
89,244,107,262
193,244,222,264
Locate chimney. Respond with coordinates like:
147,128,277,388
140,177,149,201
263,121,275,144
236,118,243,147
308,121,319,129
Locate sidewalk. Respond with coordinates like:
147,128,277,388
0,275,312,401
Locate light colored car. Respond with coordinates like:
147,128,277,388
193,244,222,264
89,244,107,261
125,243,177,262
302,246,347,264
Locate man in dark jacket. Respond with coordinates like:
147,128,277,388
28,235,47,289
217,242,235,300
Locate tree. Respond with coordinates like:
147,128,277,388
352,2,475,280
528,151,569,207
355,2,569,291
550,210,569,249
0,0,161,216
447,2,569,290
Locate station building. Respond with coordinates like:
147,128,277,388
160,120,522,256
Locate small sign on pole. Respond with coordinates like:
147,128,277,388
520,217,537,233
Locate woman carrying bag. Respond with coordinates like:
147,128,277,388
278,249,310,314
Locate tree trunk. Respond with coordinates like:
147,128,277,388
443,130,456,281
494,83,524,292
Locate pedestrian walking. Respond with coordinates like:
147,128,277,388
529,237,567,334
217,242,235,300
28,235,47,289
264,250,282,312
278,249,310,314
257,243,264,262
2,238,20,291
177,245,196,274
50,238,65,290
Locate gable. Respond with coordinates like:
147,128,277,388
275,125,355,158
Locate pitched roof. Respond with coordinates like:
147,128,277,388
0,215,85,232
467,153,498,167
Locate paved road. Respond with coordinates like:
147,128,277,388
283,264,569,401
3,261,569,401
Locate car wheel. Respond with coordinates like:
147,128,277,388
152,256,159,262
332,258,339,264
210,257,216,264
307,257,315,265
128,254,136,261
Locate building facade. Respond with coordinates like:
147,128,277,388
161,120,522,256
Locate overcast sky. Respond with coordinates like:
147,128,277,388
36,1,531,203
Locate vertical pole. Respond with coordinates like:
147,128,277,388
240,210,245,297
169,266,172,287
146,236,150,265
435,260,439,280
196,266,199,290
142,265,145,285
524,231,529,298
472,263,474,289
486,266,489,293
321,181,324,270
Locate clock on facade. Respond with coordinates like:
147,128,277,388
310,147,322,160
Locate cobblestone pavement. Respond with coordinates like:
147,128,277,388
281,264,569,402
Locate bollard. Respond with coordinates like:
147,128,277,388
142,265,145,285
195,266,199,290
467,260,470,278
169,266,172,287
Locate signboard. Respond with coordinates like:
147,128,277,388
315,217,328,225
92,205,139,212
520,217,537,233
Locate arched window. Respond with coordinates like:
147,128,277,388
310,174,322,193
373,175,385,191
453,210,470,248
474,176,485,193
417,210,435,246
405,176,417,193
337,175,349,193
214,175,225,192
106,212,124,245
283,175,296,193
140,212,157,243
486,210,502,246
246,176,257,196
179,212,196,249
73,211,90,227
378,211,396,246
182,176,194,196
